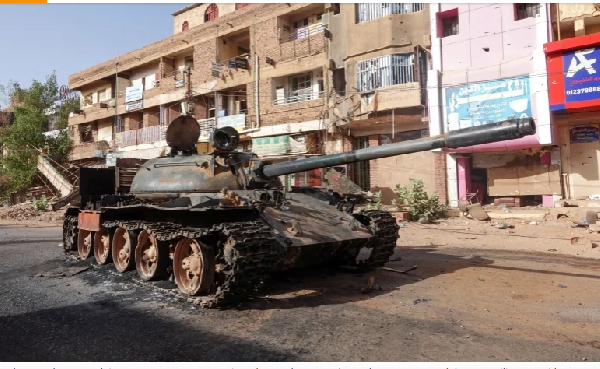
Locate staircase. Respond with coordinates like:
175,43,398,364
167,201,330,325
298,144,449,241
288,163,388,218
37,155,74,197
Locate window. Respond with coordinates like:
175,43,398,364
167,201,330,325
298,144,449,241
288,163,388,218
98,89,108,102
289,73,313,102
235,3,249,10
516,3,540,20
333,3,341,15
356,53,415,92
84,94,93,107
115,116,124,133
333,68,346,96
185,56,194,69
79,124,94,143
356,3,424,23
204,4,219,22
442,15,459,37
182,21,189,31
273,72,323,105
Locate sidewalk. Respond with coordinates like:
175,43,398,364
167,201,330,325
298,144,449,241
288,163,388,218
398,212,600,260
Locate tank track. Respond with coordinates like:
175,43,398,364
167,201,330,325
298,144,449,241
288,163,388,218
355,210,400,269
101,219,283,308
63,215,78,252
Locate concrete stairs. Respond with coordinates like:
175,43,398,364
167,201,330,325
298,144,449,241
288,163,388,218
37,155,74,197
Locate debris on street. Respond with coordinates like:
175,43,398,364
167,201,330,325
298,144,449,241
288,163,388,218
465,203,490,221
0,201,65,223
382,265,417,274
413,298,431,305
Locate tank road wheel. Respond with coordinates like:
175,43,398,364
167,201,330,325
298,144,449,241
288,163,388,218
77,229,94,259
93,226,113,265
173,238,215,296
112,227,137,272
135,230,169,281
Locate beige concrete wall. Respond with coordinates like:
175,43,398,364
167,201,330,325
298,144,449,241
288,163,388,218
559,3,600,22
97,118,113,142
173,3,237,35
328,3,430,124
69,4,309,90
374,151,446,205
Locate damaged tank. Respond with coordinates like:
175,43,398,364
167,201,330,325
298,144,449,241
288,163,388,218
62,115,536,307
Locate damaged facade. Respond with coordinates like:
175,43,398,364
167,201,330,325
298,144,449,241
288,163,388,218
428,3,557,208
66,2,442,203
325,3,444,204
67,3,329,168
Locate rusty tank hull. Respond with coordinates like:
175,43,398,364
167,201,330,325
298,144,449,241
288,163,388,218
62,116,536,307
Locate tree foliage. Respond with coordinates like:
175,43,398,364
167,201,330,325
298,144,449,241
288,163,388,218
0,71,78,196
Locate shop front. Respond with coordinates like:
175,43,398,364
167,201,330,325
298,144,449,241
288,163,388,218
442,74,557,207
545,33,600,199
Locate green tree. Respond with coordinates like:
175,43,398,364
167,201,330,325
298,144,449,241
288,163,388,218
0,72,76,196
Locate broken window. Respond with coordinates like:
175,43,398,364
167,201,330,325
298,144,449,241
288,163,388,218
356,3,424,23
515,3,540,20
356,53,415,92
442,15,459,37
79,124,94,143
333,4,341,15
204,4,219,22
333,68,346,96
182,21,189,31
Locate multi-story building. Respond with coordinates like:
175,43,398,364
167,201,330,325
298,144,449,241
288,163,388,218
428,3,557,207
67,3,329,164
544,4,600,199
326,3,442,203
67,2,444,203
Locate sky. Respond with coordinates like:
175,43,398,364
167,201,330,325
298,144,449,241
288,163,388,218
0,3,187,104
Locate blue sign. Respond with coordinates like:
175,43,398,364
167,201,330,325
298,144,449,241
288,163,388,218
564,47,600,103
445,76,531,132
570,126,599,144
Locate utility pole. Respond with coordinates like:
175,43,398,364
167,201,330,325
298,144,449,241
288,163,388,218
214,25,219,129
114,63,118,142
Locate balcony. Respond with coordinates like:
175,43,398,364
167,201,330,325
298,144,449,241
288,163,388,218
115,125,167,149
278,23,326,61
273,91,324,106
197,113,251,141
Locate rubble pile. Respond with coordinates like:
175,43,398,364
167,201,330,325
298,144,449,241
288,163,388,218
0,202,65,223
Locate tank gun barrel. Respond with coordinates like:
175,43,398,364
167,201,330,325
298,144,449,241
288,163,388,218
259,117,535,179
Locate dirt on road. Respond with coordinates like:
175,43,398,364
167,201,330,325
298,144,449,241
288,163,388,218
1,222,600,361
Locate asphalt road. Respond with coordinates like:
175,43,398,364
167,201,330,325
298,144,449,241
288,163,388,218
1,224,600,361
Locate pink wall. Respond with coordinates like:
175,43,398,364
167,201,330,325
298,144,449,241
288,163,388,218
440,3,539,76
437,3,551,152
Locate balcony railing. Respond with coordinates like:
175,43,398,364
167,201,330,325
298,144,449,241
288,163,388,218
280,23,324,43
115,125,167,148
273,91,324,106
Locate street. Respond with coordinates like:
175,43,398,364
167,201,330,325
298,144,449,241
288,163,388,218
1,223,600,361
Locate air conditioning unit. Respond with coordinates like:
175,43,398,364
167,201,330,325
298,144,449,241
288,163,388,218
321,13,329,26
